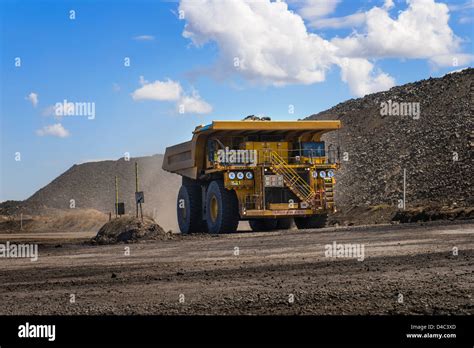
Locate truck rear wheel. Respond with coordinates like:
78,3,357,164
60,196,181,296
205,180,239,234
249,219,278,232
294,214,328,229
177,182,206,234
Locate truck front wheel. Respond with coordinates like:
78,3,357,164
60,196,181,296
205,180,239,234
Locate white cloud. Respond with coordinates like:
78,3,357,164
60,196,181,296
340,58,395,96
178,89,213,114
179,0,391,95
331,0,473,66
26,92,38,107
180,0,335,86
448,1,474,12
36,123,70,138
133,35,155,41
179,0,472,97
288,0,341,20
383,0,395,10
131,77,212,114
310,12,366,29
458,15,473,24
131,78,182,101
429,53,474,67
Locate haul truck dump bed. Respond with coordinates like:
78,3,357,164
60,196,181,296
163,120,342,234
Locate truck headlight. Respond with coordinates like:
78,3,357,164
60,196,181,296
245,171,253,180
237,172,244,180
228,172,236,180
319,171,326,178
327,170,334,178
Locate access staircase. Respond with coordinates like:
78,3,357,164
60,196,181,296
268,151,316,205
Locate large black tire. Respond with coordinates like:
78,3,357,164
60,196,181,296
276,218,293,230
249,219,278,232
205,180,239,234
294,214,328,229
177,182,206,234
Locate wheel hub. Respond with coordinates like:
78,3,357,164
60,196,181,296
210,195,219,222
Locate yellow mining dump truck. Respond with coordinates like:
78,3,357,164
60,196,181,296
162,120,341,234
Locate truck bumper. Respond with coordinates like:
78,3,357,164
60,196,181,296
241,207,328,219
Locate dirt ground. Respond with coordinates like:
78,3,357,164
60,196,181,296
0,221,472,315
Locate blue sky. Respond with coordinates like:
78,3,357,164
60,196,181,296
1,0,473,201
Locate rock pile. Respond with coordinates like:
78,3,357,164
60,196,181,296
306,68,473,209
92,216,171,244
